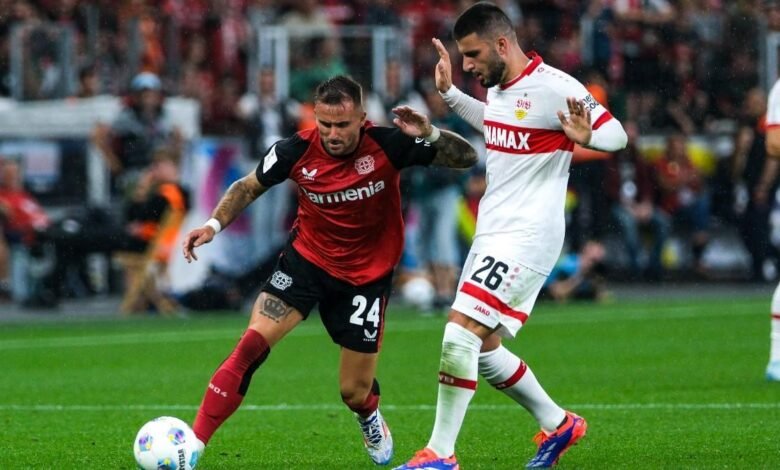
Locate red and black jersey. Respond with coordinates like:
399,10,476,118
255,122,438,285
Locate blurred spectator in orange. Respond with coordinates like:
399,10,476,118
604,121,669,281
655,133,711,272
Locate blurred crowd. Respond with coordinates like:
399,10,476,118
3,0,780,309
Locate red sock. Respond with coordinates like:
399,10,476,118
346,379,380,418
193,329,270,444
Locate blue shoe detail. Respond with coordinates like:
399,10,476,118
526,412,587,468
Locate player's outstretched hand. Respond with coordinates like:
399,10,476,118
392,105,433,138
432,38,452,93
557,97,592,146
182,226,215,263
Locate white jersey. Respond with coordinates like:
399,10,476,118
472,54,614,275
767,79,780,127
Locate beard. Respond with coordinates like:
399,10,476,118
478,50,507,88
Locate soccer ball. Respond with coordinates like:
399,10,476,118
133,416,201,470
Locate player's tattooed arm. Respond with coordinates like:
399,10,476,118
392,105,477,169
431,129,478,169
211,172,268,228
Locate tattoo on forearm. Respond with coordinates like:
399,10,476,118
260,296,294,323
432,130,478,168
212,178,265,228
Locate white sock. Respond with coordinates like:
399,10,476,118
479,346,565,433
427,322,482,458
771,285,780,363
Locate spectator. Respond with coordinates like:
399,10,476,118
655,133,711,273
236,67,300,159
72,63,102,98
735,87,778,282
202,74,244,136
362,59,428,126
0,155,51,304
540,240,608,302
92,72,183,192
604,121,670,280
36,149,189,305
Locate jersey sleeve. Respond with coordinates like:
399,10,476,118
768,80,780,127
545,76,613,131
254,133,310,187
366,126,439,169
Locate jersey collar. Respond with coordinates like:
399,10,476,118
499,52,543,90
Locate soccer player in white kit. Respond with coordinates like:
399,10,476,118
757,78,780,381
395,3,628,469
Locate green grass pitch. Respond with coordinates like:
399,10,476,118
1,295,778,468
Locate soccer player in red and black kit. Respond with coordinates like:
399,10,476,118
181,75,478,465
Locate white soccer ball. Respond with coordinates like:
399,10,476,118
400,276,435,311
133,416,201,470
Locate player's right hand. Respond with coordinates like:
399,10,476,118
182,226,215,263
432,38,452,93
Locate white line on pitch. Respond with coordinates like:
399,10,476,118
0,402,778,412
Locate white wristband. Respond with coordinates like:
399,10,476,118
205,218,222,234
425,125,441,143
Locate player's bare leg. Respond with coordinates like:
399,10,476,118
340,348,393,465
192,292,304,449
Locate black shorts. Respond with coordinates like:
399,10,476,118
261,245,393,353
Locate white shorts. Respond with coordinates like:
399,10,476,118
451,248,547,338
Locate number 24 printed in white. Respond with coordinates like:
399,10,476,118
350,295,380,327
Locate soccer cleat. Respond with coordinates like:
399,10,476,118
393,448,459,470
358,409,394,465
767,361,780,381
526,411,587,468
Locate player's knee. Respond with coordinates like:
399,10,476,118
440,322,483,372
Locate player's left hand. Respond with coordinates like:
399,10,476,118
392,105,433,138
557,97,592,146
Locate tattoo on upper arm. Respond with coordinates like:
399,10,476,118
260,295,295,323
431,130,479,168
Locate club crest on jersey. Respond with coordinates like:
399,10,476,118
270,271,293,290
302,167,318,180
354,155,375,175
515,97,532,120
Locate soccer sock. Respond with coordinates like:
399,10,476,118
479,346,565,434
427,322,482,458
193,329,270,444
346,379,381,419
770,285,780,363
771,315,780,363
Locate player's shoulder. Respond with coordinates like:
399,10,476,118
531,65,584,95
275,129,315,157
365,122,403,142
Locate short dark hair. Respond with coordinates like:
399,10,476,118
314,75,363,107
453,2,515,41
